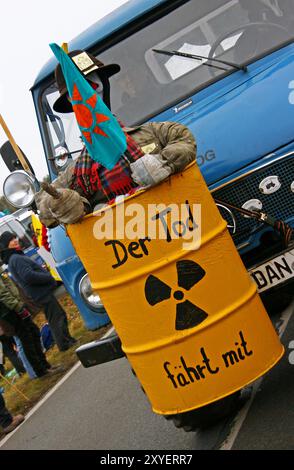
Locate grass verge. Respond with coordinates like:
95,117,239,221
0,291,111,438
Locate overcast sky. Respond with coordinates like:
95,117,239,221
0,0,129,193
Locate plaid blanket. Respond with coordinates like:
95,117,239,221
71,126,145,200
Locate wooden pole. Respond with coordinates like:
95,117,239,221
0,372,30,402
0,113,31,173
61,43,69,54
41,182,61,199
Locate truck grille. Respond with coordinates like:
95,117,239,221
212,153,294,247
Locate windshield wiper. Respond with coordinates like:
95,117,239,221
48,149,83,160
152,49,247,72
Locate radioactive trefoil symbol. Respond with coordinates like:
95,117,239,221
145,260,208,331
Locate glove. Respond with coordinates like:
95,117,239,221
130,154,172,187
17,307,31,320
47,188,88,224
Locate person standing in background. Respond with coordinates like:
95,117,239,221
0,255,57,378
0,232,76,352
0,335,26,377
0,391,24,434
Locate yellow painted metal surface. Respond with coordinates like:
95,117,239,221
31,214,61,282
67,162,284,415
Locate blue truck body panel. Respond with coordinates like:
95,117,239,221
30,0,294,311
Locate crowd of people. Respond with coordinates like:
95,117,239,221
0,230,77,434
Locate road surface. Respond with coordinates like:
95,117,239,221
1,301,293,450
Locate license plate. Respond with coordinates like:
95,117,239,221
249,249,294,293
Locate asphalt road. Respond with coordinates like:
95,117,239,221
1,301,293,450
232,301,294,450
0,358,198,450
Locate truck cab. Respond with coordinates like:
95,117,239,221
29,0,293,299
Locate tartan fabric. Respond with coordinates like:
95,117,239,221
71,127,145,200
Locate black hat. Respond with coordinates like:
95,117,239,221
53,50,121,113
0,231,17,250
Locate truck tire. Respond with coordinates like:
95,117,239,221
131,365,250,431
166,390,249,432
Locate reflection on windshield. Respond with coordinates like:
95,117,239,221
41,0,294,170
152,46,247,74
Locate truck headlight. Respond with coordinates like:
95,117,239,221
3,170,38,208
79,274,103,312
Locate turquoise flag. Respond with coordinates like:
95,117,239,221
50,43,127,170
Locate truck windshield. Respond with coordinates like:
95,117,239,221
40,0,294,170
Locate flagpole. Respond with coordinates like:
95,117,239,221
0,372,30,402
61,43,69,54
0,114,31,173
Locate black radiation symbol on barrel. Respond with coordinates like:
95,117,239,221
145,260,208,331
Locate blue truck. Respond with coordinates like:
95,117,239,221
28,0,293,299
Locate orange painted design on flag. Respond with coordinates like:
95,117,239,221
73,104,94,128
96,113,110,124
72,84,110,140
94,127,108,138
72,83,83,101
82,131,92,144
86,94,97,108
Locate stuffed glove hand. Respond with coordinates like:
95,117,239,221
130,154,171,187
44,186,87,224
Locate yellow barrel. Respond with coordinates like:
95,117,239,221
67,162,283,415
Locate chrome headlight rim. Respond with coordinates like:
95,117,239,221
54,146,69,170
3,170,38,209
215,202,237,234
79,273,104,312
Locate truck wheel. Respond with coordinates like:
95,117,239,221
166,390,249,432
131,365,250,431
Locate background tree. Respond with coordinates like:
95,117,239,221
0,195,16,214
